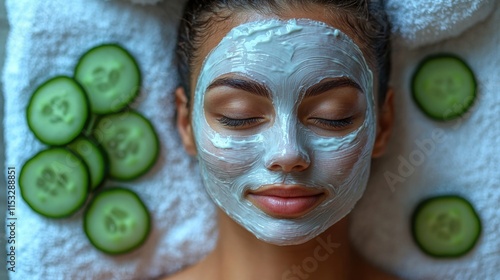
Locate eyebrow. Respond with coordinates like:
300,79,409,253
304,77,362,98
207,77,271,98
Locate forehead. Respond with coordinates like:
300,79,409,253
190,9,372,90
195,19,373,98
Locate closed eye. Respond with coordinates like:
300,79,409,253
309,117,354,130
217,116,264,128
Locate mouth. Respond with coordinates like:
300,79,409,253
246,185,326,219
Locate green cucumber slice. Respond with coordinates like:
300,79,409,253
411,195,481,258
93,110,159,181
19,148,90,218
412,54,476,121
27,76,90,146
74,44,141,114
68,137,108,190
83,187,151,254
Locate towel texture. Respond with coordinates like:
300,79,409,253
3,0,217,279
4,0,500,279
350,5,500,279
385,0,497,48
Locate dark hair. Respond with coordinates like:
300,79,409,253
176,0,391,105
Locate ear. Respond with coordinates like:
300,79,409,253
372,88,394,158
175,87,197,156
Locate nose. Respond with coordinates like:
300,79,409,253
266,151,310,172
264,133,311,173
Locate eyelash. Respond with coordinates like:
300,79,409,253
217,116,262,127
310,117,354,129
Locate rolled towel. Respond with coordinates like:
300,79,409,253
350,4,500,279
385,0,497,48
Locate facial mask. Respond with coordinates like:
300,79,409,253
192,19,376,245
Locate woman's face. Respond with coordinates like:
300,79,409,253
178,8,388,245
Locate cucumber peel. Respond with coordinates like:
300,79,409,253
21,43,155,255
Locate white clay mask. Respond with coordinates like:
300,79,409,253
192,19,376,245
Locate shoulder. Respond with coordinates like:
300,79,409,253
160,266,196,280
159,254,217,280
352,250,401,280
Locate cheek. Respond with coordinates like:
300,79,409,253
312,129,371,183
196,132,262,180
313,147,362,180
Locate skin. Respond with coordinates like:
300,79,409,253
168,4,396,280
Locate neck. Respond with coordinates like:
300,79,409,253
210,210,353,280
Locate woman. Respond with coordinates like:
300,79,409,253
167,0,395,279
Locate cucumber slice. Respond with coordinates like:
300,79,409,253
19,148,90,218
68,137,108,190
83,187,151,254
411,195,481,258
27,76,90,146
74,44,141,114
93,110,159,181
412,54,476,121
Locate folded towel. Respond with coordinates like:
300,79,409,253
350,5,500,279
385,0,497,48
3,0,217,279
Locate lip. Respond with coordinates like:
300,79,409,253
246,185,326,218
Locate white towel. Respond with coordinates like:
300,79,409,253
3,0,217,279
385,0,497,48
3,0,500,279
350,5,500,279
